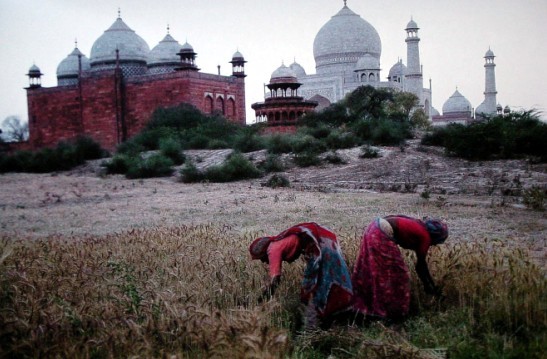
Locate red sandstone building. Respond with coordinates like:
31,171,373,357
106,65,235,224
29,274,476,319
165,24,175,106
251,63,317,134
25,15,246,152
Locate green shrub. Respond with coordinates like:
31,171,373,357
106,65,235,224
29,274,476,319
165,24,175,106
203,152,261,182
159,138,185,165
325,151,347,164
359,145,379,159
179,160,205,183
265,134,295,154
263,174,290,188
232,127,266,153
293,151,322,167
104,154,135,175
522,186,545,211
325,129,359,150
259,154,285,173
206,139,230,149
0,137,106,174
290,134,327,155
125,153,174,179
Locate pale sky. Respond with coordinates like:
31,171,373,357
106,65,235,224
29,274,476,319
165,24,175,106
1,0,546,128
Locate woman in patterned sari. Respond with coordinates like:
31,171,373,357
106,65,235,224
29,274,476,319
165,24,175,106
351,215,448,319
249,222,353,328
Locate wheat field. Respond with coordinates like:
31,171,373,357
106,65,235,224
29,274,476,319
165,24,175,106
0,172,545,358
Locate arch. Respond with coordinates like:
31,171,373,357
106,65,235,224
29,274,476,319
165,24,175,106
204,95,214,114
227,98,236,118
361,73,367,82
369,73,375,82
424,99,430,117
216,96,225,115
309,94,331,112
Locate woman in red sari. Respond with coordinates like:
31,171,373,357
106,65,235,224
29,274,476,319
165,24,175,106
249,222,353,327
351,215,448,319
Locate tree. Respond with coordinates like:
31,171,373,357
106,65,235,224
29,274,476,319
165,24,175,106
2,116,29,142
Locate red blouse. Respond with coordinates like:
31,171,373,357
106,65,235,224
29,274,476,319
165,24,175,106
385,215,432,257
266,234,302,278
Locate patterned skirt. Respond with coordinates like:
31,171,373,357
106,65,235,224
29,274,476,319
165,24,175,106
351,218,411,319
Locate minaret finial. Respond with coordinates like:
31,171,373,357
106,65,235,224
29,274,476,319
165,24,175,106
75,38,78,49
167,24,170,34
344,0,347,6
117,8,121,18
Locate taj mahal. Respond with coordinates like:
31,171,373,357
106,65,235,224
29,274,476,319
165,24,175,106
253,1,504,128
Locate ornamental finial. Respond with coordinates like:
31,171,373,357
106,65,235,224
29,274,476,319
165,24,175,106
344,0,347,6
117,8,121,18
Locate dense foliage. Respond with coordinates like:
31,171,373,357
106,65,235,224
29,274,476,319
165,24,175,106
422,110,547,162
0,136,106,173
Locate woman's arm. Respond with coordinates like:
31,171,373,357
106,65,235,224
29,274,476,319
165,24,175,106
260,275,281,301
415,253,440,296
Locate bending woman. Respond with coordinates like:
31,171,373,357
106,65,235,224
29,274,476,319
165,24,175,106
249,222,353,326
351,215,448,319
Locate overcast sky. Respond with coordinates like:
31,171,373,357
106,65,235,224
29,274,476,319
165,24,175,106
1,0,546,127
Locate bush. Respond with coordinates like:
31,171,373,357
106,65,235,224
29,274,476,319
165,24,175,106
265,134,295,155
0,137,106,173
522,186,545,211
293,151,322,167
325,129,359,150
422,111,547,161
104,154,135,175
159,138,185,165
203,152,261,182
325,151,347,164
263,174,290,188
259,154,285,173
359,145,379,159
179,160,205,183
125,153,174,179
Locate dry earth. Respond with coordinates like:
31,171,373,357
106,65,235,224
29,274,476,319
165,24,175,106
0,141,545,268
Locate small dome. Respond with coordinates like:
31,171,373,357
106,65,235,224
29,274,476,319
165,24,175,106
180,41,194,52
504,105,511,114
90,16,150,66
57,47,91,79
431,107,440,116
496,103,503,110
28,64,42,75
148,33,181,66
388,59,407,78
406,18,419,30
442,89,472,114
232,50,245,61
290,61,306,77
313,5,381,73
355,53,380,71
475,102,488,116
485,48,495,57
270,63,298,83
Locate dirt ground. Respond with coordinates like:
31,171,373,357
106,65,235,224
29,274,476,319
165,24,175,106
0,142,545,269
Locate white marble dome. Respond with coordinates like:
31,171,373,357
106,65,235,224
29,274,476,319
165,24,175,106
388,59,407,78
271,63,298,83
290,61,306,77
57,47,90,79
442,89,472,114
148,33,181,67
90,16,150,66
232,50,245,61
313,5,381,74
485,48,495,57
355,53,380,71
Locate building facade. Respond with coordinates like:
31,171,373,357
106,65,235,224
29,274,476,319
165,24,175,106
265,3,433,118
25,15,246,152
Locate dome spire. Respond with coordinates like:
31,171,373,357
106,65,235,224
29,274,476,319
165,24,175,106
167,24,170,34
117,8,121,19
344,0,347,7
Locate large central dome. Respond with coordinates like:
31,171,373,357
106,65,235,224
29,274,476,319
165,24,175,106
313,5,382,75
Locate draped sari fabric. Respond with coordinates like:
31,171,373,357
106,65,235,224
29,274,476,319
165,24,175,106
272,223,354,319
351,218,411,319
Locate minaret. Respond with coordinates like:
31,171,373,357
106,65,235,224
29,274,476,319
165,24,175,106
483,48,497,114
405,18,424,106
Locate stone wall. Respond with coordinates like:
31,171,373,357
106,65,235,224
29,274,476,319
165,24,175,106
26,70,246,152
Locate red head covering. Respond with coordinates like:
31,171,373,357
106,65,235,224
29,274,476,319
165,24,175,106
249,236,273,260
